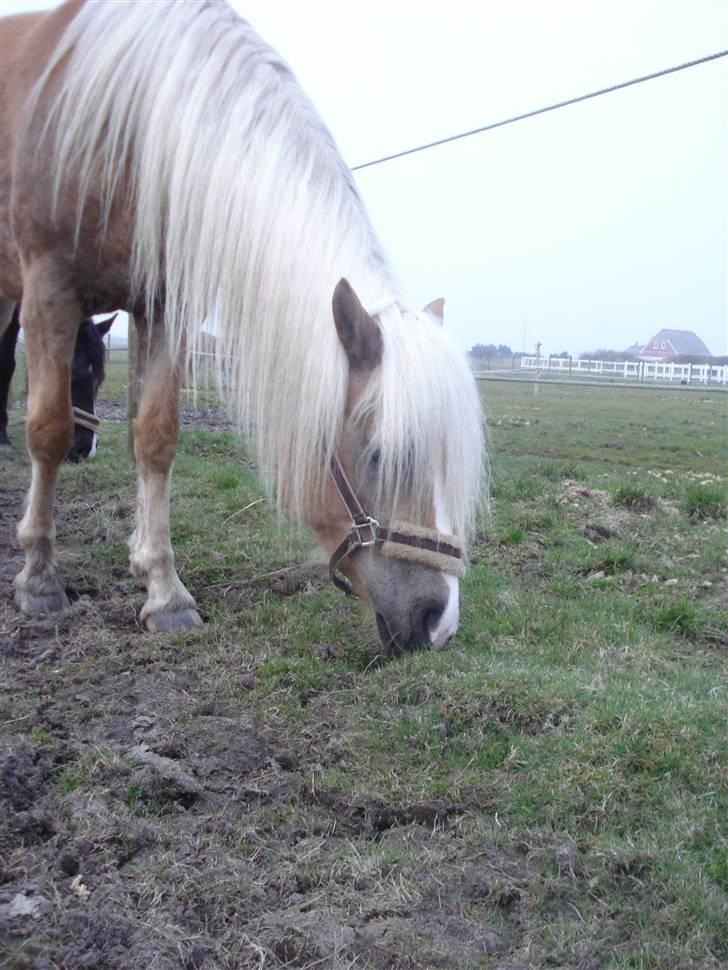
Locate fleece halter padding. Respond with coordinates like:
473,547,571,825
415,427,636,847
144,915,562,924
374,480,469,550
381,521,465,577
72,407,100,434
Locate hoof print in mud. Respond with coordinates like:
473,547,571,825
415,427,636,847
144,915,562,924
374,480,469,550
129,746,202,810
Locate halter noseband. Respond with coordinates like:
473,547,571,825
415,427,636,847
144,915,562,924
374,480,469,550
72,407,100,434
328,453,464,596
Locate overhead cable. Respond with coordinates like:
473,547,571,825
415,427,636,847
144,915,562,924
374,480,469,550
351,50,728,171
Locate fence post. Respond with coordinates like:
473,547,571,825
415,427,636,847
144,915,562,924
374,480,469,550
127,315,140,459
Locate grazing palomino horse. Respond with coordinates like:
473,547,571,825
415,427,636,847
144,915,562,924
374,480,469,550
0,0,483,650
0,307,116,459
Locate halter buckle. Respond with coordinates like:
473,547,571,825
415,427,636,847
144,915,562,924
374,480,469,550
352,516,379,547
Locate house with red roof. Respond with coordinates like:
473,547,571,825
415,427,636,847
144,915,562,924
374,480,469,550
639,329,712,361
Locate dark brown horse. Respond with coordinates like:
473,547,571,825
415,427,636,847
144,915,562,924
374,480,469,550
0,306,115,459
0,1,483,648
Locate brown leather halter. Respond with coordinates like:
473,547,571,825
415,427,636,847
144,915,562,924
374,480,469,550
328,453,463,596
72,406,100,434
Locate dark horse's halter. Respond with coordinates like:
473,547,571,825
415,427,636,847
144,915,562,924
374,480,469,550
328,453,463,596
72,406,100,435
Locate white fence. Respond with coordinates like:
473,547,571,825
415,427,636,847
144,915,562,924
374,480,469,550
519,356,728,385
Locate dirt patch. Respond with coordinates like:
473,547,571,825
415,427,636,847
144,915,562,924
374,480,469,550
95,400,237,434
557,479,680,540
11,397,237,434
556,480,631,538
1,483,543,970
4,401,724,968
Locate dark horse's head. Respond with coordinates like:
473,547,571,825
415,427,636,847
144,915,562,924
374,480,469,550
67,314,116,461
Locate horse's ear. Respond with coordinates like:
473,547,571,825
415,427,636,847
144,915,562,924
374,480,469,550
94,313,118,338
423,298,445,326
332,279,382,371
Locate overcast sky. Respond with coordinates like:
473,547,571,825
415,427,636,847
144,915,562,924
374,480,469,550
2,0,726,356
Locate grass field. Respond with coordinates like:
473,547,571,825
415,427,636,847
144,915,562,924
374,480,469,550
1,379,726,969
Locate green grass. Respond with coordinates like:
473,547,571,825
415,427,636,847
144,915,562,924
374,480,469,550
481,380,727,478
681,481,727,520
2,378,727,968
612,481,657,511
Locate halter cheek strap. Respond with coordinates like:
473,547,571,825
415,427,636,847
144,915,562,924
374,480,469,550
328,454,379,596
328,453,464,597
72,407,100,434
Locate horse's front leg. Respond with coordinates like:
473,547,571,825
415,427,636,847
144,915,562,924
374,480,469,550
14,272,78,614
128,320,202,632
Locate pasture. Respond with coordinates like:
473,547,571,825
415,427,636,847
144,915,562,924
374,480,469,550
1,379,726,969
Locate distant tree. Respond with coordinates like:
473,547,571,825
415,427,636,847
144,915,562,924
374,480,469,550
550,351,570,359
470,343,513,358
579,348,626,361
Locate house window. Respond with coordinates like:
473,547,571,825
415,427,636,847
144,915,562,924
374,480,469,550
660,340,666,349
653,341,659,349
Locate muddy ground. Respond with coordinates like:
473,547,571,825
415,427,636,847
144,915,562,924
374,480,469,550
0,408,556,970
4,396,722,969
94,401,238,435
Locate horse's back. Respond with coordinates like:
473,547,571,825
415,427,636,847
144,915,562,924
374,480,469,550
0,1,84,300
1,0,134,315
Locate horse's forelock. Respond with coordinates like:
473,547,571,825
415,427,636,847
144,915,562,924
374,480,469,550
352,306,485,541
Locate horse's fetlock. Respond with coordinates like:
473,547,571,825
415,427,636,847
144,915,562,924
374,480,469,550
129,543,174,581
17,527,54,558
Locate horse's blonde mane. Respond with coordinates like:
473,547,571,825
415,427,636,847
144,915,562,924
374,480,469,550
33,0,484,536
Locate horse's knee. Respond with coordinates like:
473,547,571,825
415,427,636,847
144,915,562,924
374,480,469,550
134,412,178,473
134,372,180,473
27,407,74,466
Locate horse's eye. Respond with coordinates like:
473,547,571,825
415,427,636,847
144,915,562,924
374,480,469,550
370,449,381,466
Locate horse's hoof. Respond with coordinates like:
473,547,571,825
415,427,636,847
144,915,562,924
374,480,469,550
145,608,203,633
15,587,70,615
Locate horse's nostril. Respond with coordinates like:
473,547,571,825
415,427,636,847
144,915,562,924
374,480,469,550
375,597,451,654
412,600,446,647
423,609,444,638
